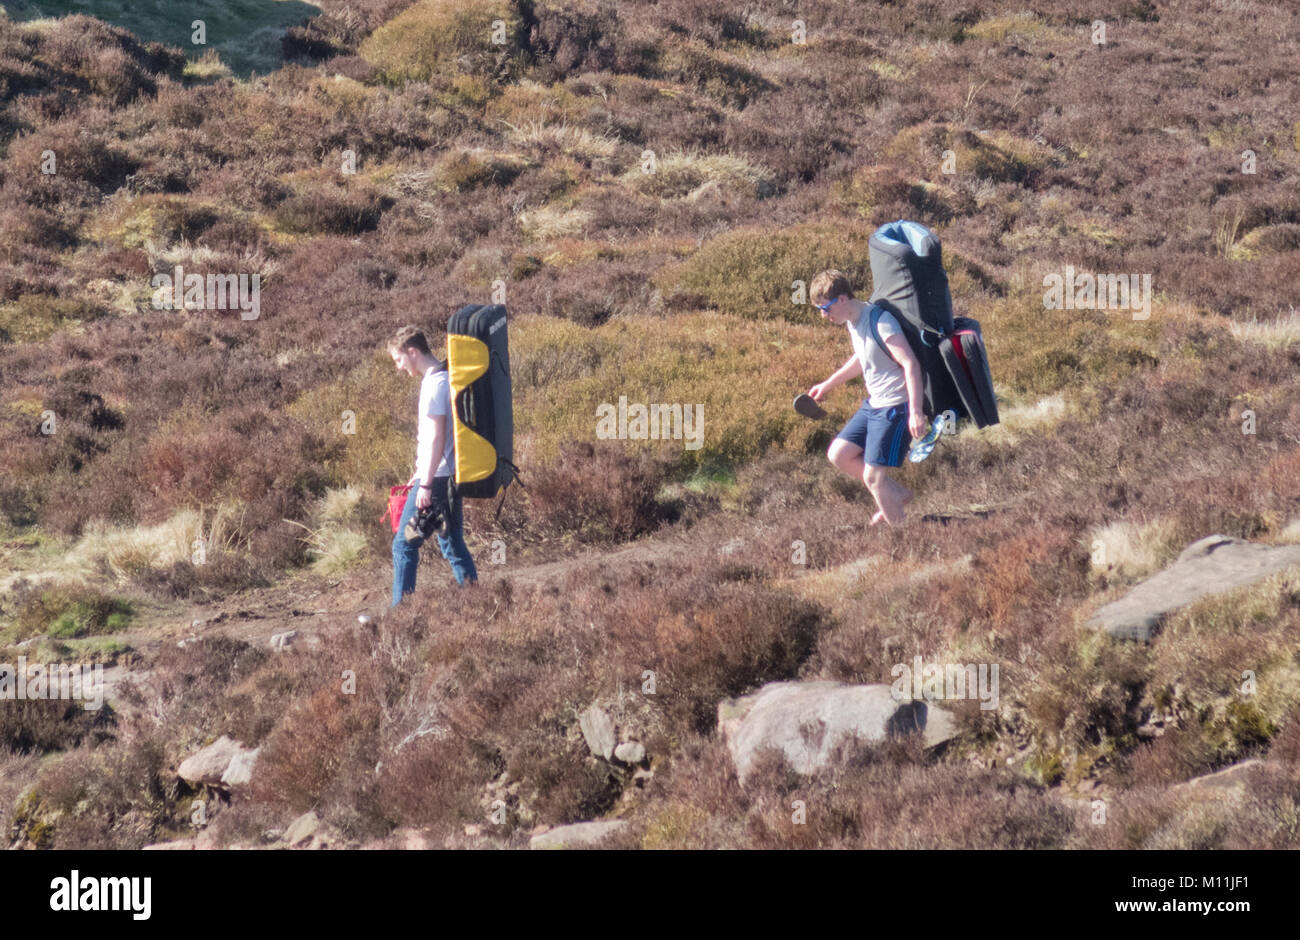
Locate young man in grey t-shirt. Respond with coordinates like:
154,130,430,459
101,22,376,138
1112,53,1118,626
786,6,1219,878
807,270,926,525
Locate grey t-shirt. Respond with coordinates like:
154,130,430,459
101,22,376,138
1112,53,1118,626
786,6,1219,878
846,306,908,408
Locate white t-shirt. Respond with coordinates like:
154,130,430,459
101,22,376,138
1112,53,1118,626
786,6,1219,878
846,306,908,408
415,366,455,481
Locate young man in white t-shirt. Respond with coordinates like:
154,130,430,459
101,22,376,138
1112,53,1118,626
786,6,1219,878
388,325,478,606
807,270,926,526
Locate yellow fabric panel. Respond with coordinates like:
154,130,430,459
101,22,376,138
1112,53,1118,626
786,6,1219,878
447,333,497,485
454,424,497,484
447,335,489,391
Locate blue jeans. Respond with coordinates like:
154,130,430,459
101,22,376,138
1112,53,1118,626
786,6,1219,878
390,477,478,607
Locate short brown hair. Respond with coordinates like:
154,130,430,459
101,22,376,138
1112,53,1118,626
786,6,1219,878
387,324,431,356
809,270,855,305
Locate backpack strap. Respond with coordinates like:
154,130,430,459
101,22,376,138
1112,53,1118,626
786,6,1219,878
867,304,899,364
492,459,524,522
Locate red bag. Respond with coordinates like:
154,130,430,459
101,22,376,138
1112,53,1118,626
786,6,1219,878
382,484,413,534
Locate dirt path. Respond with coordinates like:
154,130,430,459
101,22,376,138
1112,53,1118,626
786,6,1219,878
93,533,691,709
88,491,1020,710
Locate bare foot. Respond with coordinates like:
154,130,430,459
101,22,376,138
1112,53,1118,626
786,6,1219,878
870,509,886,526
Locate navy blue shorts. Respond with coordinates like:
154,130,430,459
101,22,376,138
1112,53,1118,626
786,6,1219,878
836,401,910,468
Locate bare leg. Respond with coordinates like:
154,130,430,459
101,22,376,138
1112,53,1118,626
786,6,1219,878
865,465,911,525
828,438,867,482
829,440,910,525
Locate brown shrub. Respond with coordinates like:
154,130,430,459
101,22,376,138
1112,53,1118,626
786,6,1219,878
484,442,668,545
273,182,392,235
10,737,175,850
251,683,384,818
0,698,110,757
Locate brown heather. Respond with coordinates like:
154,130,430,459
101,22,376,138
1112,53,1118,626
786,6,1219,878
2,0,1300,848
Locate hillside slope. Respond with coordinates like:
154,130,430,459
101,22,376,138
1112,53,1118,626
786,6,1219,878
2,0,1300,849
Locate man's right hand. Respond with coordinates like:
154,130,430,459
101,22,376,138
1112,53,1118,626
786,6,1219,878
809,381,831,402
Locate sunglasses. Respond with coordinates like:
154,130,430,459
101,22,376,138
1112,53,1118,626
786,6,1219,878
814,298,838,313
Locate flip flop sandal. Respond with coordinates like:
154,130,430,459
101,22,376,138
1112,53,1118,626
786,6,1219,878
793,393,828,419
908,411,952,463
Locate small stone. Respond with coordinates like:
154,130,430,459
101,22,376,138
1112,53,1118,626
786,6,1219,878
358,615,372,626
270,630,297,651
614,741,646,765
464,824,482,838
284,811,319,847
396,828,430,850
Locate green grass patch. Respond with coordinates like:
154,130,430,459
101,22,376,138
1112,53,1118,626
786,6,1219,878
285,352,412,488
511,312,848,476
980,289,1161,398
654,222,874,323
359,0,527,88
0,295,103,344
5,585,134,643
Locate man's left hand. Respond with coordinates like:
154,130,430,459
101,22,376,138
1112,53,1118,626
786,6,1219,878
416,486,432,510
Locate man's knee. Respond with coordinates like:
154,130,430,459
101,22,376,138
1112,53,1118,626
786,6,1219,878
864,464,887,490
827,439,859,468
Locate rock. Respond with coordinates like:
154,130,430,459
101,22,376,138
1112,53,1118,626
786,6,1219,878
579,705,616,761
178,735,251,787
1089,535,1300,641
270,630,297,651
1172,759,1269,800
529,820,628,850
394,828,430,850
1147,761,1277,849
614,741,646,765
220,746,260,788
464,824,482,837
143,826,217,850
717,681,957,785
284,811,319,847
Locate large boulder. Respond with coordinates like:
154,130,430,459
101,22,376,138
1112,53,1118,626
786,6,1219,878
1089,535,1300,641
1171,759,1270,800
578,705,617,761
717,681,957,785
220,747,260,788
